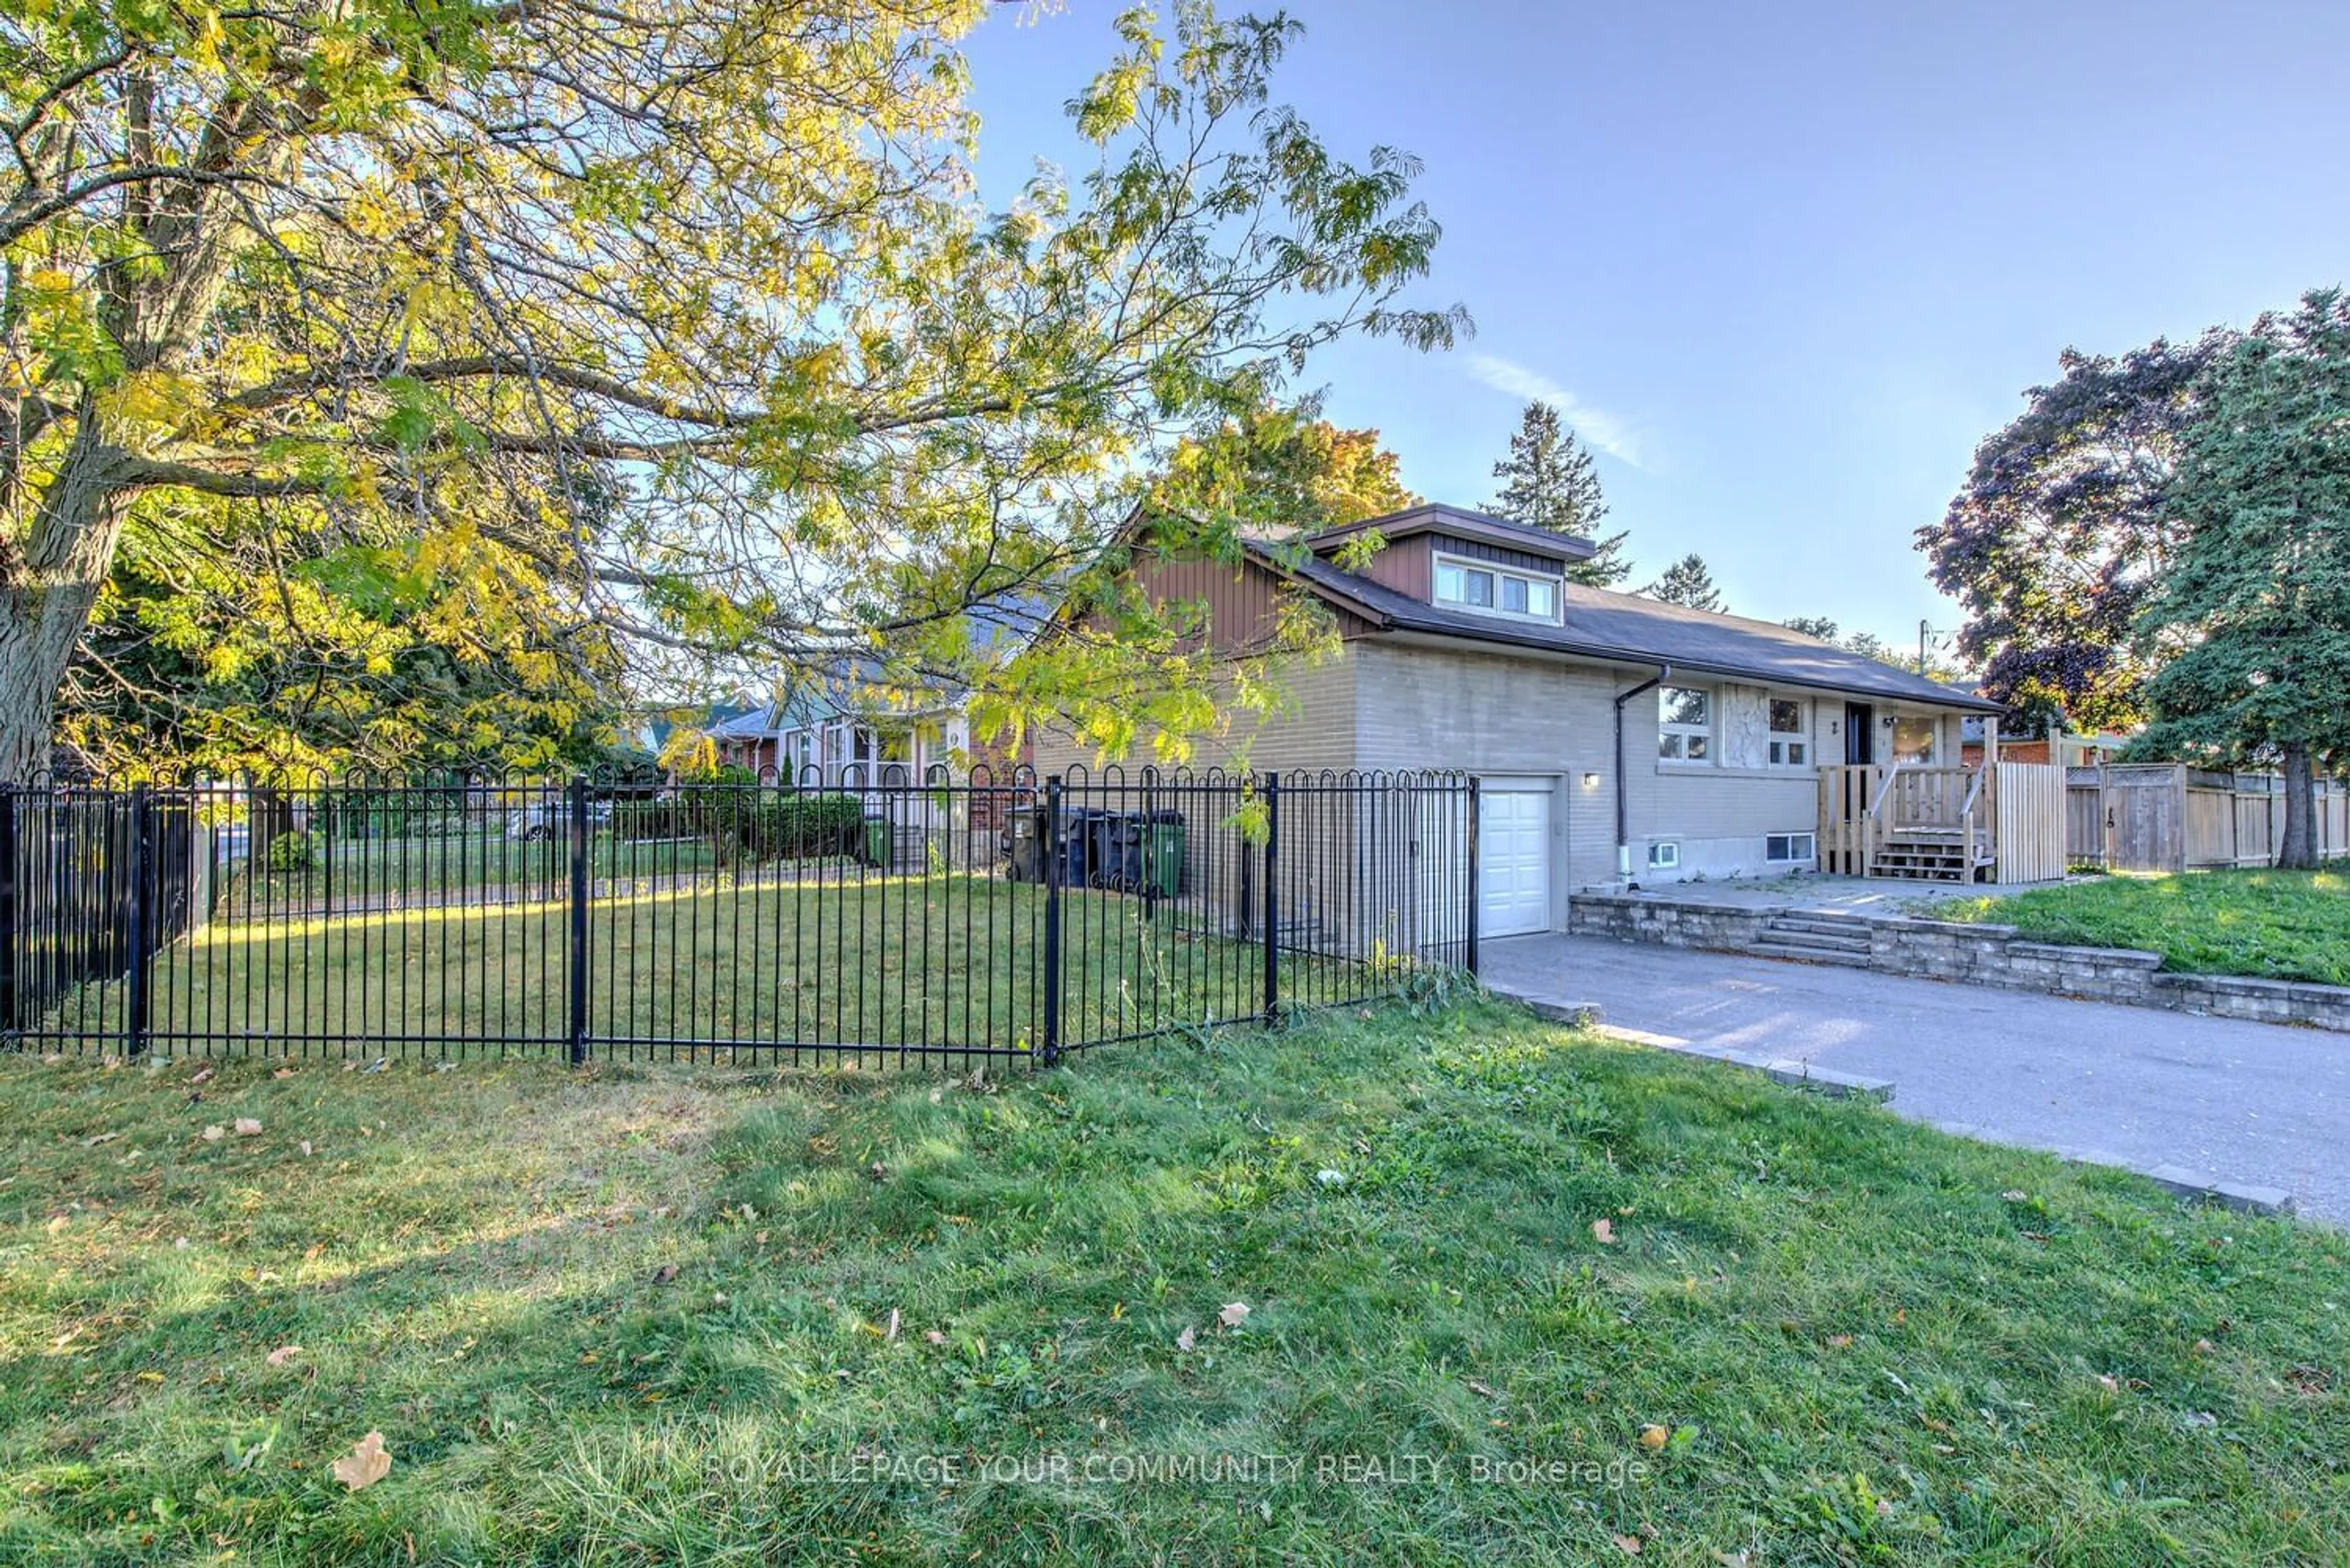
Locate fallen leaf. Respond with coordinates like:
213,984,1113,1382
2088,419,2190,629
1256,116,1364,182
2185,1410,2218,1429
331,1431,391,1491
201,1125,225,1142
1591,1219,1617,1245
300,1140,313,1157
1218,1301,1250,1329
1176,1326,1196,1353
233,1118,262,1136
2000,1189,2027,1201
1637,1424,1669,1451
45,1214,68,1234
1826,1334,1854,1350
886,1308,900,1342
273,1067,297,1080
2095,1373,2120,1392
83,1131,119,1147
267,1346,302,1367
651,1264,678,1285
191,1067,215,1085
1612,1535,1643,1556
868,1161,889,1182
924,1329,947,1347
1467,1378,1500,1398
2193,1338,2215,1354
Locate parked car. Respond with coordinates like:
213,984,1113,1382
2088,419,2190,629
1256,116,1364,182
505,800,613,842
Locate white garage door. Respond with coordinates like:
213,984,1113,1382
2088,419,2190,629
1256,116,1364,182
1478,785,1552,938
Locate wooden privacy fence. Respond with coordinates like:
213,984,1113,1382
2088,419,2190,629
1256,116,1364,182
2068,764,2350,872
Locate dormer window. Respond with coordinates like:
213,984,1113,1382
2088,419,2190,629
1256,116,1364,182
1434,552,1561,622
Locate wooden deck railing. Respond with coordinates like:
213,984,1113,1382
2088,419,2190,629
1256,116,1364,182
1819,764,1994,879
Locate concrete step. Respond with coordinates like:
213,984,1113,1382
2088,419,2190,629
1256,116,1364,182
1761,928,1871,955
1748,939,1873,968
1764,936,1871,958
1772,914,1872,938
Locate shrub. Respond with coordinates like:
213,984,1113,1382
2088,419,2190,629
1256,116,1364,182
742,793,867,859
265,830,319,872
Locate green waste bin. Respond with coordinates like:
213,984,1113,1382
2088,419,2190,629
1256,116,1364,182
863,816,892,867
1138,812,1185,898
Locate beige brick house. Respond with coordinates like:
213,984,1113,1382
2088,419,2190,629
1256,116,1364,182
1035,504,2000,937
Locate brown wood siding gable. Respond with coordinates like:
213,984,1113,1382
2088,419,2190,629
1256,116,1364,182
1426,534,1566,576
1124,550,1376,654
1358,535,1432,600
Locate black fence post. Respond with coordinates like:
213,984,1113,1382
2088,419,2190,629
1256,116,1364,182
567,777,589,1066
1464,776,1481,978
1261,774,1280,1026
125,784,153,1056
0,786,16,1040
1040,775,1062,1066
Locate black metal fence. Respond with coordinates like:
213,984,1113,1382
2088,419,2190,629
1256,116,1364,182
1,768,1478,1068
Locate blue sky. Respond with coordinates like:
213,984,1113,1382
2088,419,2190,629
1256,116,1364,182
961,0,2350,649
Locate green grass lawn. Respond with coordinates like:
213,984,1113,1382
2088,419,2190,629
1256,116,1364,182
1932,865,2350,985
4,999,2345,1564
43,878,1334,1059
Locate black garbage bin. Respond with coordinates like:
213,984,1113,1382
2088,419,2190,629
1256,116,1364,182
1060,808,1108,887
1095,813,1145,892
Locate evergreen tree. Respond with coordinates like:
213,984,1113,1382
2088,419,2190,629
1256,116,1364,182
1486,401,1630,584
1643,554,1725,613
1782,616,1840,641
2137,288,2350,868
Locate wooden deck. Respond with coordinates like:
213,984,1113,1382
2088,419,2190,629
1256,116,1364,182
1819,763,2064,884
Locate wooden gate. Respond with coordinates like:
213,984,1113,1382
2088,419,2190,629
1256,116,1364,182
2064,767,2105,869
1993,763,2066,882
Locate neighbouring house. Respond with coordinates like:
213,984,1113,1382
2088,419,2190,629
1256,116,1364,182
1033,503,2005,937
679,653,1039,845
1961,713,2133,769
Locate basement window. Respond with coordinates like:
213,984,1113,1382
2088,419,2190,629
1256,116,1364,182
1766,832,1816,864
1647,841,1681,870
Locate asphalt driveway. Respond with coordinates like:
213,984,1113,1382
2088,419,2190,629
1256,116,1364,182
1483,933,2350,1223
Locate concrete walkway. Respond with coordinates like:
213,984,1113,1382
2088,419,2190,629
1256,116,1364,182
1483,933,2350,1223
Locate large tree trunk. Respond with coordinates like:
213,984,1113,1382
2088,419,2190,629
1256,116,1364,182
2278,741,2318,870
0,424,132,782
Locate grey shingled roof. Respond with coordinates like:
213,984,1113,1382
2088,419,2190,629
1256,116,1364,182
1305,502,1597,564
1261,545,2000,712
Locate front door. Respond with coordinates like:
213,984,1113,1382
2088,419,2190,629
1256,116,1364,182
1845,702,1876,766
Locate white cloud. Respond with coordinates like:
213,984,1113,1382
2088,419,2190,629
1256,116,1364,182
1463,353,1647,469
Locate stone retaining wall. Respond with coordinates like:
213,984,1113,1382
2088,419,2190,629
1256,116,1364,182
1562,895,1774,954
1565,894,2350,1034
